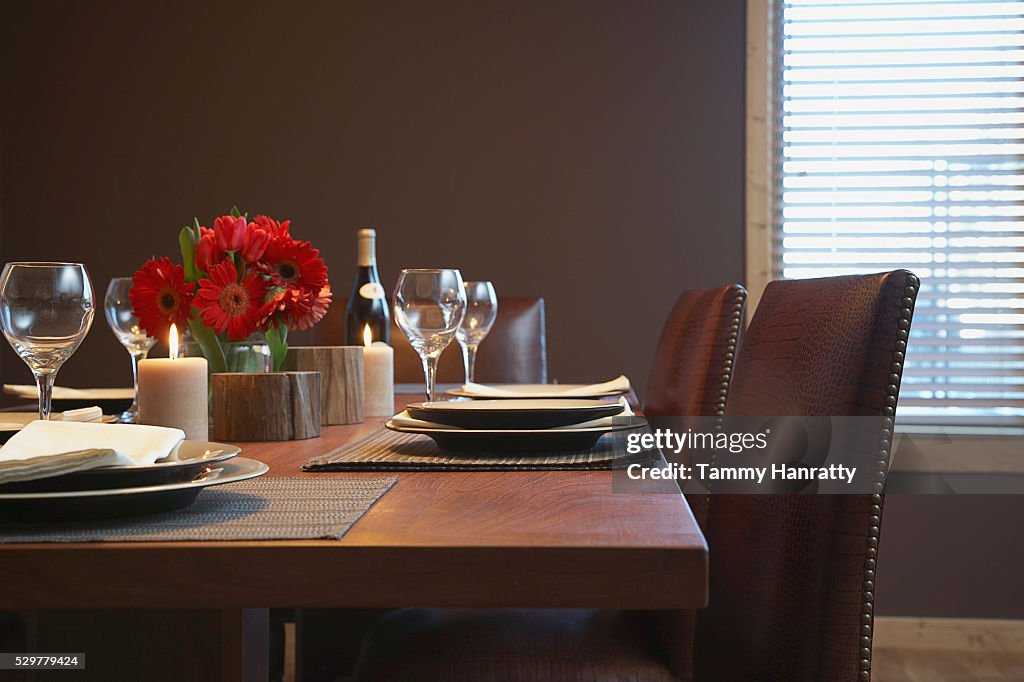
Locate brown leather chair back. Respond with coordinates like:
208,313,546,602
693,270,919,682
644,285,747,418
305,297,547,384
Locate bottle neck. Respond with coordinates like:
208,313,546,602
358,230,377,267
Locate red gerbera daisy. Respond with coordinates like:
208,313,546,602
194,260,271,340
281,284,333,331
260,237,328,292
130,257,193,340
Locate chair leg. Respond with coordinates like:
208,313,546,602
295,609,386,682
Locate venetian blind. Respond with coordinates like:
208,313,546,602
774,0,1024,426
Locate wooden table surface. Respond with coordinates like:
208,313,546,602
0,395,707,611
1,395,707,612
0,394,707,680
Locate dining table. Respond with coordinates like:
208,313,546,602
0,390,708,681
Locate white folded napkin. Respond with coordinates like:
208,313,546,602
391,398,634,431
460,375,632,399
3,384,134,400
0,421,186,485
61,406,104,423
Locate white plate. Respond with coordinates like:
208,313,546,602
0,413,119,436
3,385,134,401
0,457,269,522
447,384,628,399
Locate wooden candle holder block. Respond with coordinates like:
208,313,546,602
282,346,364,425
212,371,321,441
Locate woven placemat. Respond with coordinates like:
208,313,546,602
303,427,656,472
0,476,397,543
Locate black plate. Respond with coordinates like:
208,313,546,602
0,486,206,523
0,458,268,523
51,397,134,414
405,399,625,430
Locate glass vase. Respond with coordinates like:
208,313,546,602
181,331,272,373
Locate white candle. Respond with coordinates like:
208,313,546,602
363,325,394,417
138,324,209,440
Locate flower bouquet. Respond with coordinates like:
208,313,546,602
130,208,331,373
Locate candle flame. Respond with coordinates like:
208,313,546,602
169,323,179,360
363,324,373,347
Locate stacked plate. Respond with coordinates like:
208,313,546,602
0,440,268,523
387,397,645,453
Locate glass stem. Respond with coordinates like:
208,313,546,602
422,354,439,402
35,371,55,421
129,350,147,412
462,343,479,384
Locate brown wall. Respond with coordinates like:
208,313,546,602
0,0,746,393
7,1,1015,622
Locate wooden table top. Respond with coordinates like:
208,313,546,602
0,395,708,611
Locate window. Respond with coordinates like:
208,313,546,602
767,0,1024,426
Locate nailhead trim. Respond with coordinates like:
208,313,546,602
860,272,918,681
702,286,748,521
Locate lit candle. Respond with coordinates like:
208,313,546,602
138,324,209,440
362,324,394,417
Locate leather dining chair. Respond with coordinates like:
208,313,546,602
644,285,747,419
350,270,918,682
304,296,548,384
693,269,919,682
644,284,747,529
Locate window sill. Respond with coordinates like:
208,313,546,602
891,430,1024,475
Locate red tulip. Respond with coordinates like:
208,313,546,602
241,224,271,263
195,232,226,273
213,215,246,252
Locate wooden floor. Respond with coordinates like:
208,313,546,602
874,649,1024,681
282,622,1024,681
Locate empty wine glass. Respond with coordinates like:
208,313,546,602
105,277,156,423
0,262,95,420
456,281,498,383
393,269,467,401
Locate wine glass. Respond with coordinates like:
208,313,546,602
393,269,467,401
0,262,95,420
105,277,156,423
455,281,498,383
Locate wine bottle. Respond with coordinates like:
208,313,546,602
344,228,391,345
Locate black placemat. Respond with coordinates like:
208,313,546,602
0,476,397,543
303,427,655,471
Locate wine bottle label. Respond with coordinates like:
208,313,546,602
359,282,386,300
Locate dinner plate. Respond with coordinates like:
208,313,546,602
386,418,645,453
2,385,134,414
406,399,625,430
0,440,242,494
0,413,120,443
447,384,628,400
0,457,269,523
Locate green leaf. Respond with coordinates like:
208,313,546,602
265,319,289,372
193,217,202,239
230,205,248,220
188,314,228,373
179,227,199,282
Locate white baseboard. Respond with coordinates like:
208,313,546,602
874,617,1024,653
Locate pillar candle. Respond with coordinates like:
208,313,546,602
138,325,209,440
363,340,395,417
